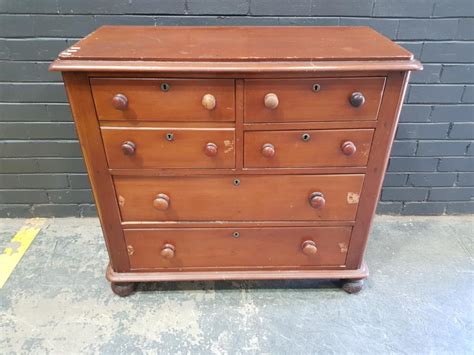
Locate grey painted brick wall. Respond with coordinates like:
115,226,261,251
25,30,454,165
0,0,473,217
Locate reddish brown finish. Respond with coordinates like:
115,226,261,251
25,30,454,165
244,129,373,168
114,174,364,222
101,126,235,169
301,240,318,256
124,227,351,270
91,78,235,121
244,78,385,122
341,141,357,156
52,26,420,294
55,26,414,62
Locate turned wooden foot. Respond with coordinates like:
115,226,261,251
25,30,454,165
341,278,365,294
111,282,135,297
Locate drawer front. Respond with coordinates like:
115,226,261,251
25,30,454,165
244,77,385,122
244,129,374,168
102,127,235,169
91,78,235,121
125,227,351,270
114,174,364,221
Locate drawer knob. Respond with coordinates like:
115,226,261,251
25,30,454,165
341,141,357,156
349,92,365,107
301,240,318,256
261,143,276,158
160,243,175,259
112,93,128,111
264,93,279,109
204,142,218,157
202,94,216,110
153,193,170,211
121,141,136,156
309,192,326,209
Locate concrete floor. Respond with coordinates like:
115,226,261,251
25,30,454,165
0,216,472,354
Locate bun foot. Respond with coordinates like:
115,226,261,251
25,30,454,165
111,282,135,297
341,278,365,294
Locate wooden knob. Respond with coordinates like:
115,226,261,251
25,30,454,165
160,244,175,259
349,92,365,107
301,240,318,256
112,93,128,111
309,192,325,209
341,141,357,156
204,142,218,157
202,94,216,110
261,143,276,158
153,193,170,211
121,141,136,156
264,93,279,109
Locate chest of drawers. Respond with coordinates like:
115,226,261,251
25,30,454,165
51,26,421,296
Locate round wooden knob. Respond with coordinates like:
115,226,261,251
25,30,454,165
261,143,276,158
202,94,216,110
204,142,218,157
264,93,279,109
112,93,128,111
341,141,357,156
153,193,170,211
349,92,365,107
121,141,136,156
309,192,325,209
160,244,175,259
301,240,318,256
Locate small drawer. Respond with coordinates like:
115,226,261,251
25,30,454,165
90,78,235,121
244,129,374,168
244,77,385,122
102,126,235,169
124,227,351,270
114,174,364,222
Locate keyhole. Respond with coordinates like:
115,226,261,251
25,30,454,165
161,83,170,92
233,178,240,186
166,133,174,141
301,133,311,142
232,232,240,238
312,83,321,92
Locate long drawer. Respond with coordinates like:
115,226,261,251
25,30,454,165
244,77,385,122
102,126,235,169
91,78,235,121
125,227,351,270
244,128,374,168
114,174,364,221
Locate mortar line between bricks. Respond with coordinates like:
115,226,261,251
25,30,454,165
2,13,474,19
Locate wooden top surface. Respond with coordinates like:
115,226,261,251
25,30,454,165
59,26,412,62
51,26,422,72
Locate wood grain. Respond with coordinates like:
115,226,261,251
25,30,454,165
244,77,385,122
102,126,235,169
124,227,352,270
90,78,235,121
244,129,374,168
113,174,365,222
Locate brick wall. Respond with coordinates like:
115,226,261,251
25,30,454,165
0,0,473,217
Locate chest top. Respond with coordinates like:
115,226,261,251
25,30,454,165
50,26,421,73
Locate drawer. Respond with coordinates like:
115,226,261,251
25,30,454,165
102,126,235,169
90,78,235,121
244,77,385,122
125,227,351,270
114,174,364,221
244,129,374,168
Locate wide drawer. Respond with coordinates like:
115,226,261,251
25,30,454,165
90,78,235,121
244,129,374,168
125,227,351,270
244,77,385,122
102,126,235,169
114,174,364,221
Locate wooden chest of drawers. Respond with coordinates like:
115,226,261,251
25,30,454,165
51,26,421,296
